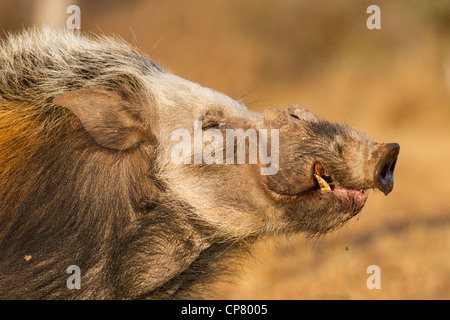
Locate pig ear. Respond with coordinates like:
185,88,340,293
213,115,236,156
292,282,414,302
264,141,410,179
287,104,321,123
53,89,148,151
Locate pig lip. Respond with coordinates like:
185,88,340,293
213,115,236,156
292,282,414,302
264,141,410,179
313,161,368,209
262,162,368,212
262,171,368,212
263,182,367,207
331,185,368,209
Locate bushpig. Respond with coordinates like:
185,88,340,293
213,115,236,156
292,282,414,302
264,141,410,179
0,28,399,299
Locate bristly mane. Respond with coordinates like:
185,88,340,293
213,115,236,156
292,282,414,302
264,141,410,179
0,28,167,298
0,27,160,216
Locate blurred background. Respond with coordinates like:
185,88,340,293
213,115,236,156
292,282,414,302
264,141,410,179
1,0,449,299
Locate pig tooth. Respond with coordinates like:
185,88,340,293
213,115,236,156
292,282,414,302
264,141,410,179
314,173,331,191
314,163,324,176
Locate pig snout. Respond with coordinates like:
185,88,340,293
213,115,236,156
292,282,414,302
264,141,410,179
372,143,400,195
261,105,400,197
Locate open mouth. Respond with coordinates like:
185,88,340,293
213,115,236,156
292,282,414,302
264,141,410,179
313,162,367,203
263,162,368,206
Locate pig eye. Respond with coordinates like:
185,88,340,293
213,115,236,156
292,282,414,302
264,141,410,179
202,121,226,130
290,114,300,120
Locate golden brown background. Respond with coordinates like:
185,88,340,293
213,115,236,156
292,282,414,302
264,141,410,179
1,0,449,299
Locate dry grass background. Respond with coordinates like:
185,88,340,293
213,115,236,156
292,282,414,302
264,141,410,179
1,0,449,299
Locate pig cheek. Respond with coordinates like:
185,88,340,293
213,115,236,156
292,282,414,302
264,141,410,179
261,139,313,195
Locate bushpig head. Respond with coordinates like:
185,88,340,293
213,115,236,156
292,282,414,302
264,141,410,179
54,73,399,238
261,104,399,234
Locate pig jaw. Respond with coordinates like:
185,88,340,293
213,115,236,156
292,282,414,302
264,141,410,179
262,172,369,235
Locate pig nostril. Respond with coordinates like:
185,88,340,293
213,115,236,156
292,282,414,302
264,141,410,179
374,143,400,196
380,164,389,185
380,159,396,186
